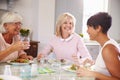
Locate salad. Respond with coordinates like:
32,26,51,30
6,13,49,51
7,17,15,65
11,58,29,63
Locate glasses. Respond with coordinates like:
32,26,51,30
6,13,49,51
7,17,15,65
6,22,23,26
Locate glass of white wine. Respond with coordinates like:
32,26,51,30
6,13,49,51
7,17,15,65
20,28,30,42
20,36,30,42
20,28,30,49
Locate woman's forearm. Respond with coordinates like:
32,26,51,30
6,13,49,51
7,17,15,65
0,46,16,60
93,71,120,80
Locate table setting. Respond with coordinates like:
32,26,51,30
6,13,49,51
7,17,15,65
0,58,95,80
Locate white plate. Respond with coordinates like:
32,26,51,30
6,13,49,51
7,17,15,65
62,65,76,72
7,60,33,66
0,75,22,80
48,59,71,65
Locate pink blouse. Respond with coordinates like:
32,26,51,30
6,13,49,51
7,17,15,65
40,33,92,62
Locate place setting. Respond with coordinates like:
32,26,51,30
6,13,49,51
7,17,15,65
6,58,34,66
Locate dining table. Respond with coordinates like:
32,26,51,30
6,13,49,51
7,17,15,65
0,58,95,80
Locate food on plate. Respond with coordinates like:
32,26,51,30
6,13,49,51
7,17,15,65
60,59,66,63
70,64,77,70
11,58,29,63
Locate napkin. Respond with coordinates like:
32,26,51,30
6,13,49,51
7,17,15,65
38,67,55,74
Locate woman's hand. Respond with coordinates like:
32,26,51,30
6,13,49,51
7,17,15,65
27,55,33,60
82,58,94,66
11,41,30,51
37,53,44,61
19,54,33,60
19,54,27,59
76,66,93,77
72,53,80,65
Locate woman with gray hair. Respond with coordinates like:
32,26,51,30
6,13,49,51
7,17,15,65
0,12,33,62
37,12,92,64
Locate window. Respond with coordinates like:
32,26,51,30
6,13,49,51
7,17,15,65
82,0,108,41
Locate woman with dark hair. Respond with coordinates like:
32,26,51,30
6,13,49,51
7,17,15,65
77,12,120,80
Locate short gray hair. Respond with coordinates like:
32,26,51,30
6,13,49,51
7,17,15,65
0,12,23,33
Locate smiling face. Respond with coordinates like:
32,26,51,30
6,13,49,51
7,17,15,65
4,22,22,36
55,13,76,37
61,17,74,37
87,25,99,40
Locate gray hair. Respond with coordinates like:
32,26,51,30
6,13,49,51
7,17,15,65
0,12,23,33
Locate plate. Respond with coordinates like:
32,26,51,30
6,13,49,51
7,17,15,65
0,75,22,80
7,60,33,66
62,65,76,72
48,59,71,65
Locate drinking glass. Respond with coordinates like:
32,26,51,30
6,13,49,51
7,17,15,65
20,65,31,79
20,35,30,49
51,60,61,75
31,64,38,77
40,57,48,67
51,61,61,80
4,65,12,75
20,36,30,42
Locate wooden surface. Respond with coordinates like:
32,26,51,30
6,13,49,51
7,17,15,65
24,41,40,58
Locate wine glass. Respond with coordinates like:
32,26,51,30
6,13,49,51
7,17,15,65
20,35,30,49
20,35,30,42
20,28,30,42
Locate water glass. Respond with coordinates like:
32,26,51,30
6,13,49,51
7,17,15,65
40,57,48,67
51,60,61,80
4,65,12,75
11,66,20,76
20,65,31,79
51,60,61,74
31,64,38,77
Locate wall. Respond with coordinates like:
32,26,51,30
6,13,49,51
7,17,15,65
0,0,7,9
13,0,39,41
55,0,83,34
38,0,55,51
108,0,120,42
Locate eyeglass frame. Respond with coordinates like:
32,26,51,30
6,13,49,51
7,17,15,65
5,22,23,26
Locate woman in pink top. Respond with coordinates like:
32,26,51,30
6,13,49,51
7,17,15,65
37,12,92,63
0,12,33,62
